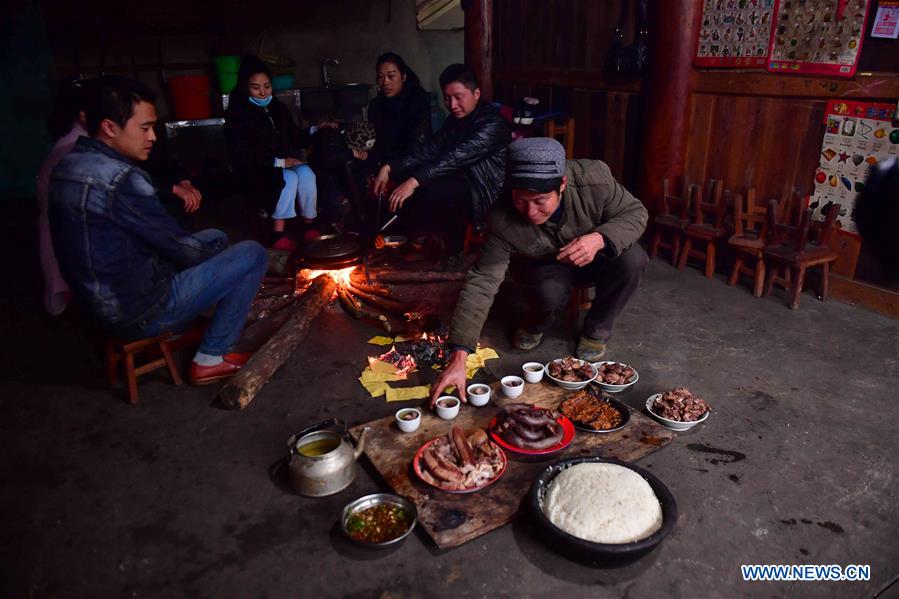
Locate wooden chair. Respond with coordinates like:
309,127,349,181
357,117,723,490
763,200,840,310
727,188,777,297
649,177,695,265
567,282,593,325
544,116,575,159
105,332,183,404
678,179,725,278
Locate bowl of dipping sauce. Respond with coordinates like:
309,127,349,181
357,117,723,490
395,408,422,433
467,383,492,407
501,375,526,399
435,396,461,419
522,362,545,383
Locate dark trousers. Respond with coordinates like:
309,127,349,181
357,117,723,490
401,174,473,254
521,243,649,341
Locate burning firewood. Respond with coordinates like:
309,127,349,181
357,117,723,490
365,271,466,284
358,307,392,333
336,286,362,318
346,284,408,317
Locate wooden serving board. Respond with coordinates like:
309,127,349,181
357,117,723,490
349,381,677,549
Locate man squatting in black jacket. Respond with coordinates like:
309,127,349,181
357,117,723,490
372,64,512,266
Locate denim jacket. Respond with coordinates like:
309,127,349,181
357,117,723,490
49,137,226,337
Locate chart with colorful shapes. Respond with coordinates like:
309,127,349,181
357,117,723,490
813,100,899,233
695,0,775,67
768,0,871,77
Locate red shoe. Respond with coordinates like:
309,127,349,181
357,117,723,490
272,236,297,252
190,359,242,386
223,352,253,366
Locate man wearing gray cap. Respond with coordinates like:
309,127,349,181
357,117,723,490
431,137,648,405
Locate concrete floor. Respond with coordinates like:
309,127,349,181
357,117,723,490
2,232,898,598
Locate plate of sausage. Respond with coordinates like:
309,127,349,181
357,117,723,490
412,426,508,493
488,403,576,456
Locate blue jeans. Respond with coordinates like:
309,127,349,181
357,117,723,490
272,164,317,220
144,230,268,355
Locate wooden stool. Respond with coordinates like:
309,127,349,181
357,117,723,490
567,283,594,325
649,178,696,266
105,332,183,404
544,116,575,158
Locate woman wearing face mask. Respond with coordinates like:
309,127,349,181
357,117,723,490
366,52,431,166
225,55,318,249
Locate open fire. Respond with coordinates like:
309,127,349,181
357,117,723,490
375,330,449,377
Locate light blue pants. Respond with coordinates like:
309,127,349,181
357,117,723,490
272,164,317,220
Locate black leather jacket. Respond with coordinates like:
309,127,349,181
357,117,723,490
387,102,511,223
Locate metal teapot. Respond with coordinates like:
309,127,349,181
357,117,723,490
287,418,368,497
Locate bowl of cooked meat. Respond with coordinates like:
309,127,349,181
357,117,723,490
560,389,630,433
341,493,418,548
645,387,710,431
592,361,639,393
544,356,598,391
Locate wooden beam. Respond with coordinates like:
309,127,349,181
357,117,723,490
829,275,899,320
694,70,899,100
464,0,493,101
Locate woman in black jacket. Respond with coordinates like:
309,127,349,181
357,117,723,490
366,52,431,165
225,55,317,248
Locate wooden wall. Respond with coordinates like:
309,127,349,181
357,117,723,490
492,0,644,190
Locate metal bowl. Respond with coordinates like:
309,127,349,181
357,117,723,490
529,457,677,565
544,358,598,391
341,493,417,548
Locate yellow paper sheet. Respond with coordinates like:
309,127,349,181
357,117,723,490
386,384,431,402
367,359,400,376
393,334,416,342
360,380,390,397
367,336,395,346
465,346,500,378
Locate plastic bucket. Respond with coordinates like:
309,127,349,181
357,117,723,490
169,75,211,120
214,55,240,94
272,74,295,91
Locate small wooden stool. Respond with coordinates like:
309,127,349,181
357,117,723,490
105,332,183,404
544,116,576,159
567,283,594,325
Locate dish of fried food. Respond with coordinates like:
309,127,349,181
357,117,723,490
560,389,625,431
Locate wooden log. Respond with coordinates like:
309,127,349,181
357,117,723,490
366,271,466,284
346,284,408,316
347,280,392,297
336,286,362,318
257,282,295,298
358,306,392,333
248,293,296,322
219,274,337,410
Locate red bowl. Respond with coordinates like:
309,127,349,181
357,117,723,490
488,416,576,456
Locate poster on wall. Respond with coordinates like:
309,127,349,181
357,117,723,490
767,0,871,77
811,100,899,233
871,0,899,38
694,0,776,67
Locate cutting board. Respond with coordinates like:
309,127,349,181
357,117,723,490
349,381,677,549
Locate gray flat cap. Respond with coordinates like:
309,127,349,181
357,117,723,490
506,137,566,193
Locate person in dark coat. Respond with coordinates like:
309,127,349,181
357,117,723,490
225,55,318,249
367,52,431,165
373,63,512,262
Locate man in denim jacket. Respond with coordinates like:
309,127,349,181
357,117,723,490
50,76,267,385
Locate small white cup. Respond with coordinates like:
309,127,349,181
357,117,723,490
467,383,492,407
522,362,545,383
435,396,461,419
501,376,525,398
395,408,421,433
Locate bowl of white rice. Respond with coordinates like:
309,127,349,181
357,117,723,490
529,457,677,564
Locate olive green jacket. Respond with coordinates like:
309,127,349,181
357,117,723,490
447,159,648,351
